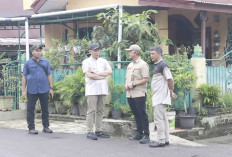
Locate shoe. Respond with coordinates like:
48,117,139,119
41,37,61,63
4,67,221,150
139,135,150,144
43,128,53,133
87,132,98,140
149,142,165,148
165,141,169,146
28,129,38,134
95,131,110,138
129,133,143,141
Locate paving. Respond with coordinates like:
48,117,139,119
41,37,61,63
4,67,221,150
1,117,232,157
0,118,203,147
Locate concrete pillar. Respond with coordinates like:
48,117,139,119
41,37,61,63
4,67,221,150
155,10,169,54
191,45,206,108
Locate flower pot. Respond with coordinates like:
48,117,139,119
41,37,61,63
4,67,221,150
72,104,79,116
167,111,176,130
187,107,197,115
206,105,218,116
111,109,121,119
0,96,14,111
78,100,87,116
178,115,195,129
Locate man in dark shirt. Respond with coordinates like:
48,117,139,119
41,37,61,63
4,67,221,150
22,45,54,134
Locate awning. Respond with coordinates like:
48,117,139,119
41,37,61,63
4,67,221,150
0,38,44,46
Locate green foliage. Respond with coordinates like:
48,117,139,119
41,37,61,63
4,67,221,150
197,107,208,116
222,93,232,107
92,7,170,61
113,99,121,110
0,52,11,63
197,84,223,107
162,53,196,112
119,105,132,116
67,38,91,62
146,89,154,123
54,67,85,107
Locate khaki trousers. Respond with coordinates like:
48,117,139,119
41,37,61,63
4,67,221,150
86,95,106,132
154,104,169,143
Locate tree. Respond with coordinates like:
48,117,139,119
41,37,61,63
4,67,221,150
92,7,171,61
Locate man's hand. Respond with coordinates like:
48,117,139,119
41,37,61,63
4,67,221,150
125,85,129,91
49,89,54,98
170,90,177,99
127,83,133,89
22,91,27,99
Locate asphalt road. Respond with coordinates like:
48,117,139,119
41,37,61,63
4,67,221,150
0,128,232,157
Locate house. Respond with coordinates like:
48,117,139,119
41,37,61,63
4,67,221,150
0,0,44,59
22,0,232,60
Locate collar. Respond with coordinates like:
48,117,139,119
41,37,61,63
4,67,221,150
90,55,99,61
133,57,141,63
154,58,162,65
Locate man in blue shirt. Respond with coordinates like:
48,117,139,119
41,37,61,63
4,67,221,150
22,45,54,134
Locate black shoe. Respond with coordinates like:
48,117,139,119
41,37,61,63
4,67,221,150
129,133,143,141
28,129,38,135
95,131,110,138
87,132,98,140
149,142,165,148
43,128,53,133
139,135,150,144
165,141,169,146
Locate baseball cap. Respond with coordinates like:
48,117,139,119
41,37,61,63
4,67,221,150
89,43,100,50
125,44,141,51
30,45,42,53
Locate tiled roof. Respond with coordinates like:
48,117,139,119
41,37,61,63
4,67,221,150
0,0,34,18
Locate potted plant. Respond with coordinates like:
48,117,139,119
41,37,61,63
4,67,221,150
111,99,121,119
108,82,124,119
164,53,197,129
197,84,222,115
55,67,85,115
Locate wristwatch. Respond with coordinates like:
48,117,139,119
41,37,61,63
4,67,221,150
50,87,53,90
132,82,136,88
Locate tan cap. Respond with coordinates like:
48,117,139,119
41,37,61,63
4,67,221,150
125,44,141,51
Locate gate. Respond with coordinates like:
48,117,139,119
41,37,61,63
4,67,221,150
206,51,232,92
3,60,21,110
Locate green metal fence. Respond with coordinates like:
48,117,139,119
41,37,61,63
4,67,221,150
3,60,21,110
206,51,232,92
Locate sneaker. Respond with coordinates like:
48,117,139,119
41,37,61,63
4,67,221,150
95,131,110,138
149,141,165,148
43,128,53,133
139,135,150,144
129,133,143,141
87,132,98,140
28,129,38,135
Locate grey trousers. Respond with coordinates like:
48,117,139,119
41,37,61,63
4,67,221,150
86,95,106,132
154,104,169,144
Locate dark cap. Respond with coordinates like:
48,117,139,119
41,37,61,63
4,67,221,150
30,45,42,53
89,43,100,50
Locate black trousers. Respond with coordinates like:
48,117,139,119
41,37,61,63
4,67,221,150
128,96,149,136
27,92,49,130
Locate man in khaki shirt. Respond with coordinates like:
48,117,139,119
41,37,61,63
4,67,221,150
125,44,150,144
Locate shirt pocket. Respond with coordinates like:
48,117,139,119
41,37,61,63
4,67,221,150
28,65,37,74
132,68,142,81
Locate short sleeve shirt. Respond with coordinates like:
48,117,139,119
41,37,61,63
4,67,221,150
151,59,173,106
82,56,112,96
125,57,149,98
23,58,51,94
